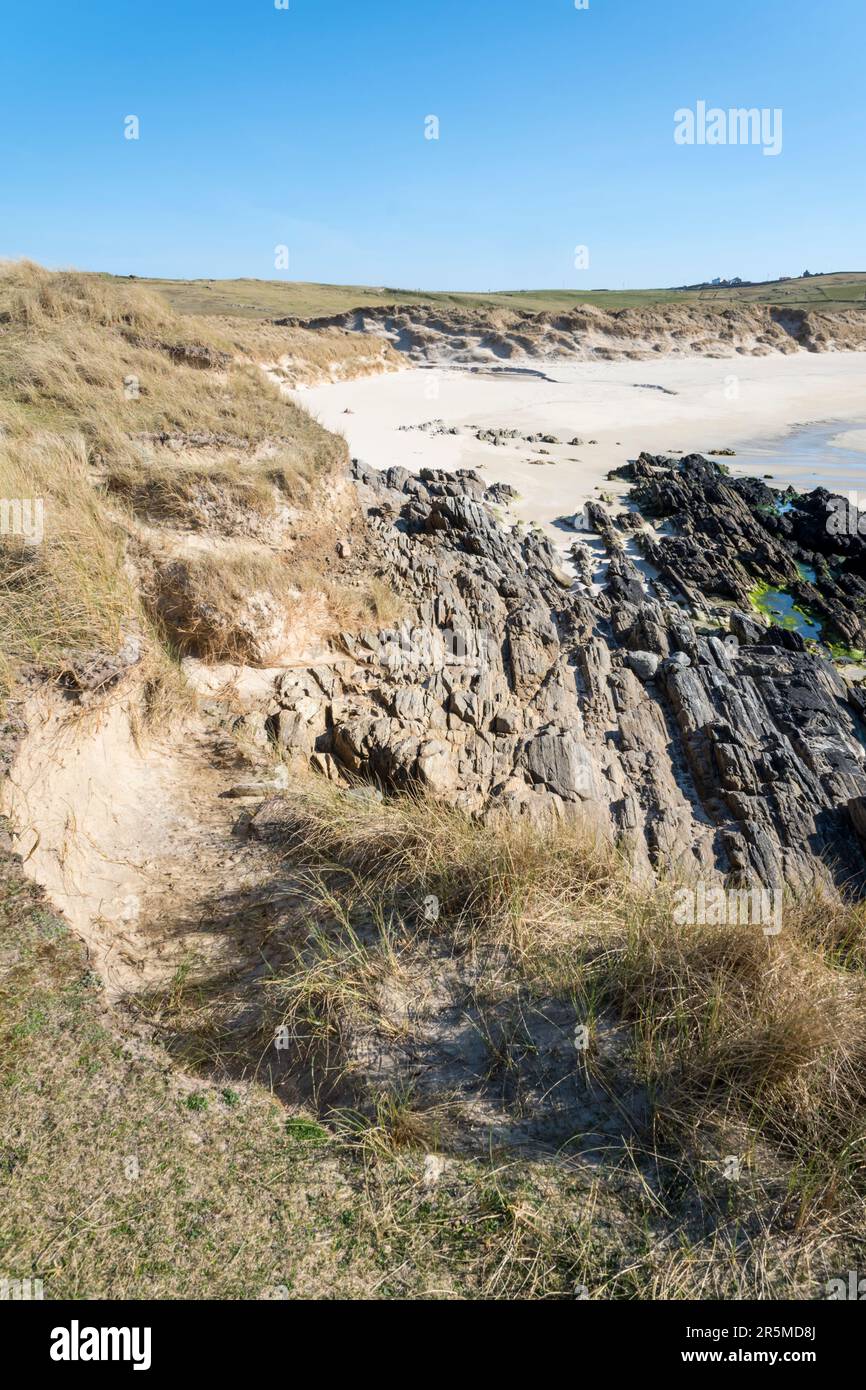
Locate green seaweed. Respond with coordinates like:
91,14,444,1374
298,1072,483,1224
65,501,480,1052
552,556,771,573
750,584,866,666
826,638,866,664
749,582,822,640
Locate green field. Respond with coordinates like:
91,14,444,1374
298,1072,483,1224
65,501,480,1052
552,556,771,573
108,270,866,323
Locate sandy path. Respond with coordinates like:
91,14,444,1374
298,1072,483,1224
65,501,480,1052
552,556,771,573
291,353,866,543
2,693,292,1001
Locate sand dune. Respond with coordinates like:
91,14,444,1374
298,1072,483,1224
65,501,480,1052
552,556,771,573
284,300,866,365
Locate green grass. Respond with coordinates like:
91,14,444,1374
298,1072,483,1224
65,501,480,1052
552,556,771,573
107,270,866,322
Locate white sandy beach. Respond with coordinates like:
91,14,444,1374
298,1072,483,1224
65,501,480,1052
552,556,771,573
292,353,866,545
830,426,866,453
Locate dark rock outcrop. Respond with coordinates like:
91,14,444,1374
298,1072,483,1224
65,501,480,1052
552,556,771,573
269,455,866,895
620,451,866,650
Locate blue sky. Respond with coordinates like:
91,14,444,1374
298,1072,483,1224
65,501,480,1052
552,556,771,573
1,0,863,290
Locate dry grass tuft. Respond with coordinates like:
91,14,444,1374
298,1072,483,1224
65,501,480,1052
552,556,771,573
264,784,866,1203
272,780,620,963
0,430,132,690
0,260,177,335
0,260,388,697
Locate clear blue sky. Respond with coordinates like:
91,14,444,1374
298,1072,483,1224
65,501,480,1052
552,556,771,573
1,0,863,290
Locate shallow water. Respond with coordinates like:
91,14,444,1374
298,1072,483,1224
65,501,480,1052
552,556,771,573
754,587,823,641
730,420,866,495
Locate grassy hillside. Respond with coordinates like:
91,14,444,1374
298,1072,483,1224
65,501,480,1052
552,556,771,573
109,270,866,323
0,263,404,699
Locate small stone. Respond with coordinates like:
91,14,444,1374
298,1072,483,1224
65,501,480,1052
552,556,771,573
225,765,289,798
625,651,660,681
665,651,692,671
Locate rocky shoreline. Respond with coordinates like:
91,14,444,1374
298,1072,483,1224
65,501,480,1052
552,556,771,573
260,451,866,897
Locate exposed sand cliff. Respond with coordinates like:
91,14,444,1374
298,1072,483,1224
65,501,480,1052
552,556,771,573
281,300,866,366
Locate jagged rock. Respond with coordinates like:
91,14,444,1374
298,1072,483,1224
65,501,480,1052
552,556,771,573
522,727,599,802
625,451,866,649
310,751,341,781
265,456,866,895
274,710,314,755
485,482,519,506
664,651,692,671
729,610,765,645
416,740,458,794
58,635,142,694
492,709,521,736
